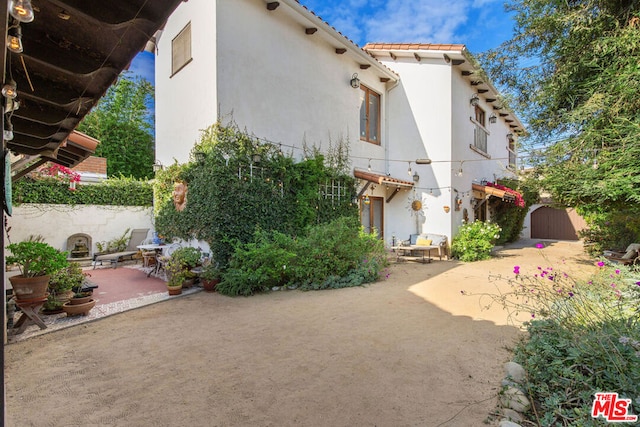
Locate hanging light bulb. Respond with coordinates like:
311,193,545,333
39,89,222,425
9,0,35,23
4,119,14,141
2,80,18,99
407,161,412,176
7,24,23,53
367,159,372,172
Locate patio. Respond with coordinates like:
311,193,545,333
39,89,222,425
6,264,201,343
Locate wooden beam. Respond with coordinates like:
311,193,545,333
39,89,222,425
414,53,421,62
335,48,346,54
485,98,496,103
380,77,390,83
389,52,397,60
461,70,473,76
471,80,483,86
357,182,371,198
452,59,465,65
443,54,451,63
266,2,280,10
305,27,317,35
360,64,371,70
499,113,508,117
386,187,402,203
477,89,489,93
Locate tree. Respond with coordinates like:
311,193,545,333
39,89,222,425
78,73,155,179
480,0,640,247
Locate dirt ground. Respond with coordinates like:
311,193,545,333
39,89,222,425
5,239,594,427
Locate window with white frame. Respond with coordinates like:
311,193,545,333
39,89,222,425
171,22,192,76
472,105,488,154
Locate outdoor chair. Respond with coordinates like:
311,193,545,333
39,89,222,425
603,243,640,265
92,228,150,269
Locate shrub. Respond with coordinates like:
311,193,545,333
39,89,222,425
451,221,501,261
463,248,640,426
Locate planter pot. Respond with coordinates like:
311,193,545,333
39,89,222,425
62,299,96,317
52,289,75,305
69,295,93,305
182,278,196,289
201,279,220,292
167,285,182,296
9,275,50,302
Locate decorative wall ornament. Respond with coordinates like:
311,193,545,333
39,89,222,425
172,181,188,211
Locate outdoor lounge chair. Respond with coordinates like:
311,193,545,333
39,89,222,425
92,228,150,269
603,243,640,265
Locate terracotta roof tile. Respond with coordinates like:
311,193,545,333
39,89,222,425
354,169,415,187
363,43,466,52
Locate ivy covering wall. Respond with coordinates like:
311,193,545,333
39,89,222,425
12,176,153,206
154,123,358,266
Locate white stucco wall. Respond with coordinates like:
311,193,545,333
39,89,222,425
5,205,154,255
155,0,217,166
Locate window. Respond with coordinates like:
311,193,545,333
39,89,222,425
472,106,488,154
171,22,192,76
360,86,380,144
508,137,517,169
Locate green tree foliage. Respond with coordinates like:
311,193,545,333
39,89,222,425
481,0,640,246
77,73,155,179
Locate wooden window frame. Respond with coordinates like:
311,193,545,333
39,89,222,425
171,22,192,77
360,85,381,145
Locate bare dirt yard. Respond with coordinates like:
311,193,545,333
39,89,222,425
5,239,594,427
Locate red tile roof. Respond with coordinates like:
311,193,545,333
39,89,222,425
363,43,466,52
354,169,415,187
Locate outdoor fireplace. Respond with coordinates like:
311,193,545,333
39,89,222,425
66,233,92,259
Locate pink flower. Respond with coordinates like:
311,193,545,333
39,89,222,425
615,269,620,275
597,261,605,267
513,266,520,275
535,243,544,249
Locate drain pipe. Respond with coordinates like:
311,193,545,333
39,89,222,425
384,78,401,175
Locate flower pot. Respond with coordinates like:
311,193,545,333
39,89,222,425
52,290,75,305
69,295,93,305
9,275,50,302
201,279,220,292
167,285,182,296
62,299,96,317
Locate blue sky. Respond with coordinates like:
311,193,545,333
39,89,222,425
129,0,515,84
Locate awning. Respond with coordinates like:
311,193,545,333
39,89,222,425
3,0,185,170
472,182,524,207
354,169,414,203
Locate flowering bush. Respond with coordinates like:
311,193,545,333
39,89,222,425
486,181,525,207
451,220,501,261
37,164,81,190
462,245,640,426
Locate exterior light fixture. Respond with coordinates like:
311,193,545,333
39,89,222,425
2,80,17,99
415,158,432,165
152,160,163,172
350,73,360,89
252,153,262,164
470,93,480,106
489,113,497,124
9,0,35,23
506,133,514,141
407,161,412,176
412,171,420,182
7,24,23,53
4,118,14,141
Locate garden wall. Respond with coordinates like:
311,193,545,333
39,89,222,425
5,204,154,255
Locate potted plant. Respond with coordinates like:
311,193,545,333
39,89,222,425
6,239,69,302
163,257,184,295
170,246,202,288
200,263,221,292
48,262,85,305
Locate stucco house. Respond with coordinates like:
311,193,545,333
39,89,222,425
153,0,525,248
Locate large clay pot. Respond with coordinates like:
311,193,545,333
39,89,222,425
62,299,96,317
9,275,50,302
201,279,220,292
167,285,182,296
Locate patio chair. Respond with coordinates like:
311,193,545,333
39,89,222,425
92,228,150,269
603,243,640,265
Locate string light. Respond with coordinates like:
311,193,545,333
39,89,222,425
407,161,412,176
9,0,35,23
367,158,372,171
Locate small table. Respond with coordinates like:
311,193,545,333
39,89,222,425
11,296,48,335
391,246,435,263
137,244,166,277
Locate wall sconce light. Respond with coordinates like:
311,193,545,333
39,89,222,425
489,113,497,124
2,80,17,99
252,153,262,164
350,73,360,89
506,133,514,141
194,150,206,164
9,0,35,23
470,93,480,106
7,24,23,53
152,160,163,172
412,171,420,182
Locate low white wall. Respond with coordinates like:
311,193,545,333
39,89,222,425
5,204,154,254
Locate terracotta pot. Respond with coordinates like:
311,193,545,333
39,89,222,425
62,299,96,317
201,279,220,292
52,290,75,305
167,285,182,296
69,295,93,305
9,275,50,302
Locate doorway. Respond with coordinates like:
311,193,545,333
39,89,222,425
360,196,384,239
